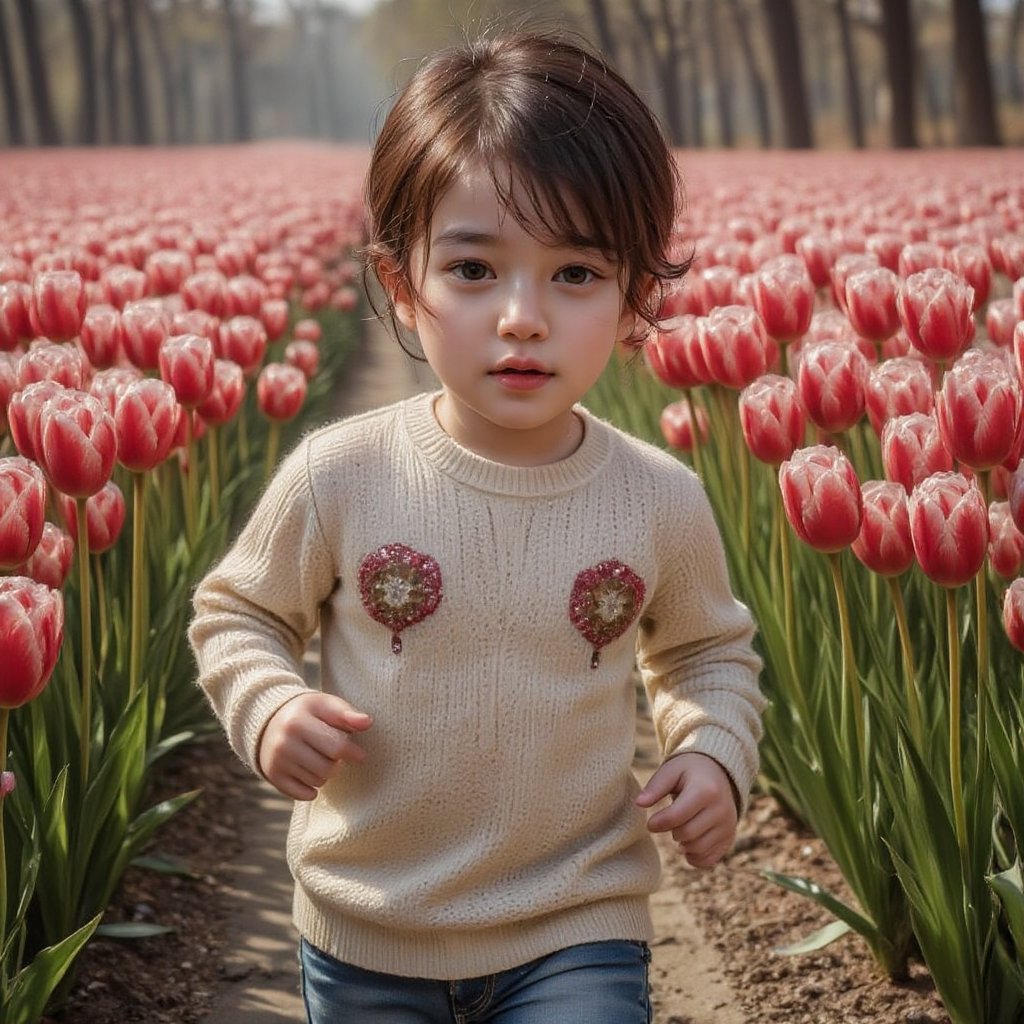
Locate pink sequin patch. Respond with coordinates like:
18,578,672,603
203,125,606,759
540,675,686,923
358,543,443,654
569,560,646,669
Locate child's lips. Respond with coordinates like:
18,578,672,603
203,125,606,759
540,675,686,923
490,366,554,390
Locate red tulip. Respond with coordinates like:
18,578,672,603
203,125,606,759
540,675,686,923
739,374,805,466
882,412,953,492
806,309,859,347
227,275,268,318
159,333,215,408
752,255,814,343
0,576,64,709
30,270,86,342
79,304,123,370
864,232,903,272
257,363,307,422
945,244,991,312
330,286,359,312
898,242,945,279
1016,321,1024,391
831,252,879,314
0,352,17,429
779,444,862,553
1004,578,1024,653
260,299,289,342
285,340,320,380
694,265,739,315
844,267,901,343
0,281,33,351
214,241,251,278
182,269,230,318
0,257,30,284
645,315,710,390
89,366,144,418
121,298,170,370
58,481,126,554
865,357,934,435
218,315,268,376
38,391,117,498
993,235,1024,282
908,472,988,587
114,378,179,472
897,268,975,363
698,305,768,389
1017,278,1024,322
145,249,194,296
170,309,221,345
935,353,1021,472
852,480,914,577
197,359,246,426
16,522,74,590
17,341,88,391
989,501,1024,580
794,233,836,289
0,457,47,568
293,318,322,344
659,400,709,452
7,380,66,462
986,299,1017,348
797,340,868,434
102,265,148,310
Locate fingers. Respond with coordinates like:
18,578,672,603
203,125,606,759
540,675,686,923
308,692,374,733
635,759,687,808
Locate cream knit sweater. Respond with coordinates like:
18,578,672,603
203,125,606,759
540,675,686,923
189,391,764,980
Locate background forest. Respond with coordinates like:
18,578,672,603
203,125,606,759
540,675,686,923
0,0,1021,153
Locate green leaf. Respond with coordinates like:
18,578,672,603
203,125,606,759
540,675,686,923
989,861,1024,958
94,922,174,940
774,918,852,956
130,854,199,879
760,870,878,940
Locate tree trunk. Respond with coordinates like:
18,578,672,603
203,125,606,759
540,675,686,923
65,0,98,144
315,3,343,139
760,0,813,148
222,0,252,141
834,0,865,148
725,0,771,147
0,0,25,145
918,51,945,147
13,0,60,144
1005,0,1023,104
704,0,734,146
879,0,917,148
101,0,121,143
142,0,179,142
627,0,685,144
169,0,196,144
121,0,151,143
951,0,1001,145
585,0,619,64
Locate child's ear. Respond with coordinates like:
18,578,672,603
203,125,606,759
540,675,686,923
378,258,417,331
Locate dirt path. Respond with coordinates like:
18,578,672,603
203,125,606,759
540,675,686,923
204,318,743,1023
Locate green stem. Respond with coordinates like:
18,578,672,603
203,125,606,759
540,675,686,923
0,706,8,998
829,553,867,789
129,473,146,702
975,470,991,784
738,425,751,553
264,422,281,483
683,389,704,481
93,554,108,670
185,414,199,546
208,427,221,523
774,485,802,707
76,497,93,784
887,575,923,749
946,588,969,873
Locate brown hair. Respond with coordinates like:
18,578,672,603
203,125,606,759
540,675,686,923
363,30,690,352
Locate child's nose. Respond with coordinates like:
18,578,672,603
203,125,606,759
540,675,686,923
497,283,548,341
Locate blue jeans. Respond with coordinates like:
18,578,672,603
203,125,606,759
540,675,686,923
299,936,653,1024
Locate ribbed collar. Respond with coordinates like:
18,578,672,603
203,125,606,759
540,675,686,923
402,391,613,498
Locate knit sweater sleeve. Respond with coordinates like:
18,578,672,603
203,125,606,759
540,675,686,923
636,464,765,812
188,438,335,775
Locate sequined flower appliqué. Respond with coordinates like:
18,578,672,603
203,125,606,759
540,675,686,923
358,543,443,654
569,560,646,669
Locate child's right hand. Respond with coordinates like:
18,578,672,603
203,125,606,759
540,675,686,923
257,692,373,801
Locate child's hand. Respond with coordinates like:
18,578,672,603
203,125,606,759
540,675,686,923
635,752,738,868
258,692,373,801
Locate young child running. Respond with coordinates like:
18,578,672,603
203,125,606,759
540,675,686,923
190,30,764,1024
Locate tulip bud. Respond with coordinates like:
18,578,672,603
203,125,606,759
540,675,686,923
806,309,860,347
993,236,1024,282
945,244,992,312
865,357,934,435
89,366,143,418
182,269,230,318
159,333,215,408
659,400,709,452
257,363,307,422
882,412,953,492
897,268,975,364
58,480,125,554
739,374,805,466
751,255,814,343
1004,578,1024,653
260,299,289,342
909,472,988,588
845,267,901,343
145,249,194,296
831,253,879,314
102,265,148,310
293,318,322,344
795,233,836,290
779,444,862,553
16,522,74,590
0,352,17,430
935,353,1021,472
114,378,179,472
285,340,320,380
38,391,117,498
7,380,66,462
898,242,945,279
197,359,245,427
17,340,88,391
698,305,768,389
1009,464,1024,534
79,304,123,370
0,457,47,568
330,286,359,312
0,576,65,708
645,315,710,390
988,501,1024,580
797,340,869,435
218,315,268,376
170,309,220,345
226,274,268,319
30,270,87,342
693,266,740,315
119,298,169,371
0,281,33,351
864,233,903,272
852,480,914,577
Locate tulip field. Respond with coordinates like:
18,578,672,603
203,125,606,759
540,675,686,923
0,145,367,1022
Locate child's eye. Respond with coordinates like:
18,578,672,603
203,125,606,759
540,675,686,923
556,265,597,285
450,260,492,281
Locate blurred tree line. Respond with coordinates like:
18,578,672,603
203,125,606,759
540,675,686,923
0,0,1020,149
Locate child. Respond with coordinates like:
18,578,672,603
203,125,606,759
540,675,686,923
190,30,764,1023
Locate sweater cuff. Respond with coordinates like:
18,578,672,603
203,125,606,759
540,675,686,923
236,681,312,778
665,724,758,817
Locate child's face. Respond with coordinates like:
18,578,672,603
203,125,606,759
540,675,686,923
392,166,634,464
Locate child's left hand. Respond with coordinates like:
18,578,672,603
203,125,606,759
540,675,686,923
635,752,739,868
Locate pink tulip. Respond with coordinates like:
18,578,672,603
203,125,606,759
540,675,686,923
159,333,215,409
260,299,290,342
882,412,953,492
38,391,117,498
0,281,33,351
214,241,251,278
293,318,322,344
79,304,123,370
898,242,945,279
0,457,47,568
864,232,903,272
16,522,74,590
197,359,246,426
330,286,359,312
831,253,879,314
897,268,975,363
1004,578,1024,653
659,400,709,452
30,270,86,342
989,501,1024,580
797,340,869,434
285,340,320,380
657,278,701,320
7,380,66,462
864,357,934,435
218,315,268,376
58,481,126,555
1017,278,1024,322
739,374,805,465
1009,464,1024,533
779,444,862,553
0,576,65,709
935,353,1021,472
114,378,179,472
844,267,901,343
182,269,230,318
1016,321,1024,391
751,255,814,343
121,299,170,371
993,236,1024,282
698,305,768,389
0,257,30,284
145,249,194,296
806,309,860,347
645,315,710,390
89,366,144,418
908,472,988,587
986,299,1017,349
945,244,991,312
227,275,268,319
16,341,88,391
852,480,914,577
101,265,148,310
795,233,836,289
257,363,307,422
0,353,18,429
